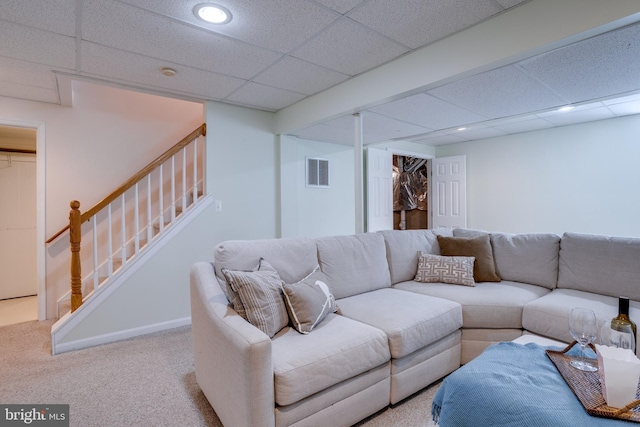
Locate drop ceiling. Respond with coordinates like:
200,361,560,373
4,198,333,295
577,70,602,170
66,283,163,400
1,0,640,146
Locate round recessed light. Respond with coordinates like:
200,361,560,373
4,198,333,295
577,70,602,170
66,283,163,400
161,67,177,77
457,127,467,131
194,3,232,24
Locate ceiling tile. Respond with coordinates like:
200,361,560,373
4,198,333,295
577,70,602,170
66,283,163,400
362,112,432,143
291,123,353,145
454,127,508,141
291,19,408,76
348,0,501,49
253,57,349,95
368,93,485,130
225,82,306,111
120,0,340,53
428,65,567,119
1,0,76,36
81,43,246,100
493,118,555,134
537,105,616,126
607,100,640,116
82,0,281,80
0,81,59,104
0,20,76,69
411,133,467,146
494,0,529,8
0,57,58,89
312,0,365,15
602,92,640,105
520,23,640,103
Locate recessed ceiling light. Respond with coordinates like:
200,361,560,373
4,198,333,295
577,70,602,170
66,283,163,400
457,127,467,131
194,3,232,24
558,105,575,112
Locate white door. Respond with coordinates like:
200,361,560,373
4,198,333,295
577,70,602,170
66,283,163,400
366,147,393,232
0,153,37,299
431,155,467,229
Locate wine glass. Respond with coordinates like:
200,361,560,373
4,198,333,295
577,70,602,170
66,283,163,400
600,320,636,353
569,308,598,372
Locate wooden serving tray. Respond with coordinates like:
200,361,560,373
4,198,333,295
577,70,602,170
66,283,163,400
546,341,640,423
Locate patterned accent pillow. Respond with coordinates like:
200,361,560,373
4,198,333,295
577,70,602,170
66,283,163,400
281,267,337,334
222,258,277,320
221,259,289,338
415,252,476,287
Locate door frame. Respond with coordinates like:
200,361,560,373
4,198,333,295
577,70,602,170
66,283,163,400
0,117,46,320
388,148,433,229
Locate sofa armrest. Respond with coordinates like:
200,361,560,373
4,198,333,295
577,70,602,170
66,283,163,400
190,262,274,427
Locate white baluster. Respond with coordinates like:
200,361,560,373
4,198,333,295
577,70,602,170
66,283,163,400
92,215,98,290
107,204,113,277
159,164,164,232
182,147,187,212
134,183,140,254
193,138,198,202
121,193,126,265
171,155,176,223
147,174,152,243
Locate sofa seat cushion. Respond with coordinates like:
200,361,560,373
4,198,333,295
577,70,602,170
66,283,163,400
394,280,550,329
271,313,390,406
336,288,462,359
522,288,639,344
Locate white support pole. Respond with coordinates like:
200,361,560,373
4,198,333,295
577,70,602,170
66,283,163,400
354,113,364,234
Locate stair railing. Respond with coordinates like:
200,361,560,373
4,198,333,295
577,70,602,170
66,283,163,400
46,123,206,313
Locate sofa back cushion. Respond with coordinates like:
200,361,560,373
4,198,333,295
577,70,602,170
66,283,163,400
214,237,319,301
316,233,391,299
491,232,560,289
377,229,453,284
558,232,640,300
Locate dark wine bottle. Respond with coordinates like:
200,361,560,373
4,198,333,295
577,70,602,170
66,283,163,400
611,296,637,337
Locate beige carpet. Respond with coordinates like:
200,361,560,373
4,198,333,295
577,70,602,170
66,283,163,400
0,320,440,427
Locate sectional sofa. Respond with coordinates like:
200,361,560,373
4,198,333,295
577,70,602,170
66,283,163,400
190,228,640,427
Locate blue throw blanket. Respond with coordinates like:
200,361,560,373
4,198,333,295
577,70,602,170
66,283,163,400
432,342,633,427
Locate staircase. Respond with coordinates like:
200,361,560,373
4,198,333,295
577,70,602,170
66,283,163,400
47,124,207,322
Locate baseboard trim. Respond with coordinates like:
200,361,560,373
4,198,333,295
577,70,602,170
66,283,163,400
53,317,191,354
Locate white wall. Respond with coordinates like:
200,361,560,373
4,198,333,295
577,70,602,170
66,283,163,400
280,135,356,238
279,137,435,237
0,81,203,318
436,114,640,237
205,102,279,243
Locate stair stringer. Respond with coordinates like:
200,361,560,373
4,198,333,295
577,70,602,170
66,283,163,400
51,194,214,354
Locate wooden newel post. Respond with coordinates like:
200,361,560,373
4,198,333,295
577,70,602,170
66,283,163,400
69,200,82,312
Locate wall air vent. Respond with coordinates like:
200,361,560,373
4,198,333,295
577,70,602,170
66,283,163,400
306,157,329,188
